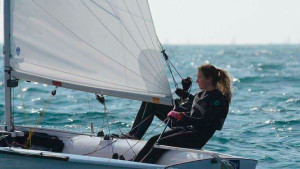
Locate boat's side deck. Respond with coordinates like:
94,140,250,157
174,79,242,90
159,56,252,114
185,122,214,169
0,147,165,169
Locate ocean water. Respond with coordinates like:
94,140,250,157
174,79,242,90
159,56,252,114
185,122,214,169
0,44,299,168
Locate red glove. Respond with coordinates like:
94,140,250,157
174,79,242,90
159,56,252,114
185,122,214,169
167,110,184,121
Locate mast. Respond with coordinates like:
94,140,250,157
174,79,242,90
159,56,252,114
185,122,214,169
3,0,13,132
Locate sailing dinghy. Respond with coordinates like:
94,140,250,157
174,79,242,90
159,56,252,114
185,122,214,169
0,0,258,168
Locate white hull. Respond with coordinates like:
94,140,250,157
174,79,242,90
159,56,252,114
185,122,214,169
0,126,258,169
0,148,164,169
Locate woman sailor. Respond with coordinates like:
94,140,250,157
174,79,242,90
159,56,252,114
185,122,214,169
132,64,232,163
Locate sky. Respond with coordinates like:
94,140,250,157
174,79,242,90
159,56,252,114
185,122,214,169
1,0,300,44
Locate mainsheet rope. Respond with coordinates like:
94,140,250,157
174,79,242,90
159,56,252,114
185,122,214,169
92,94,138,156
22,85,58,148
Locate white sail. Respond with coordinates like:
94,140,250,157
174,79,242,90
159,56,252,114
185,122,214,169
9,0,172,105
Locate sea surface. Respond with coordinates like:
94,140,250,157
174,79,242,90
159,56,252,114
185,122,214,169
0,45,299,169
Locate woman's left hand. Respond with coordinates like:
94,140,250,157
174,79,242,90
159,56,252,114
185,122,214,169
167,110,184,121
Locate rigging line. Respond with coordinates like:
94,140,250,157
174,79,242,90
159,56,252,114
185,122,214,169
24,87,57,148
159,43,180,88
12,88,15,129
159,41,183,79
0,132,9,147
86,93,94,134
135,0,168,84
102,101,110,135
101,108,105,134
0,134,9,141
31,0,167,93
104,0,168,86
97,109,154,137
99,101,105,133
122,0,169,85
12,59,169,95
103,104,114,154
86,94,103,155
84,113,155,156
116,126,137,156
104,106,111,136
83,0,168,88
95,95,173,154
20,82,32,136
28,91,55,138
25,94,54,148
0,119,5,125
85,117,166,156
121,118,168,156
84,138,118,156
102,103,135,156
86,93,91,114
0,121,10,147
166,60,179,89
168,60,183,79
12,142,29,149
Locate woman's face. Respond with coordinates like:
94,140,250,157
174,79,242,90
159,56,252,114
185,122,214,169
196,71,207,89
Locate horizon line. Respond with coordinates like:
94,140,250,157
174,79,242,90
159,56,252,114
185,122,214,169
161,43,300,46
0,41,299,46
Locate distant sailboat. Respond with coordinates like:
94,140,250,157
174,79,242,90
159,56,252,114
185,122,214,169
0,0,257,169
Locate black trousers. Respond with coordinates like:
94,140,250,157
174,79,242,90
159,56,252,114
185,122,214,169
133,127,216,163
129,102,174,139
130,102,216,163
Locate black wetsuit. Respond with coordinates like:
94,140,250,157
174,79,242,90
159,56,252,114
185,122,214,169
132,89,229,163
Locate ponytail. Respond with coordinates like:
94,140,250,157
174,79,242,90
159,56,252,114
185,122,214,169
198,64,232,103
217,68,232,103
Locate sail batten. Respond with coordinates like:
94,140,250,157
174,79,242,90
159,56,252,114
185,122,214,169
9,0,172,105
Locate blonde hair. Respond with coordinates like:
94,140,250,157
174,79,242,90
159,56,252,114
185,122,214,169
198,64,232,103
